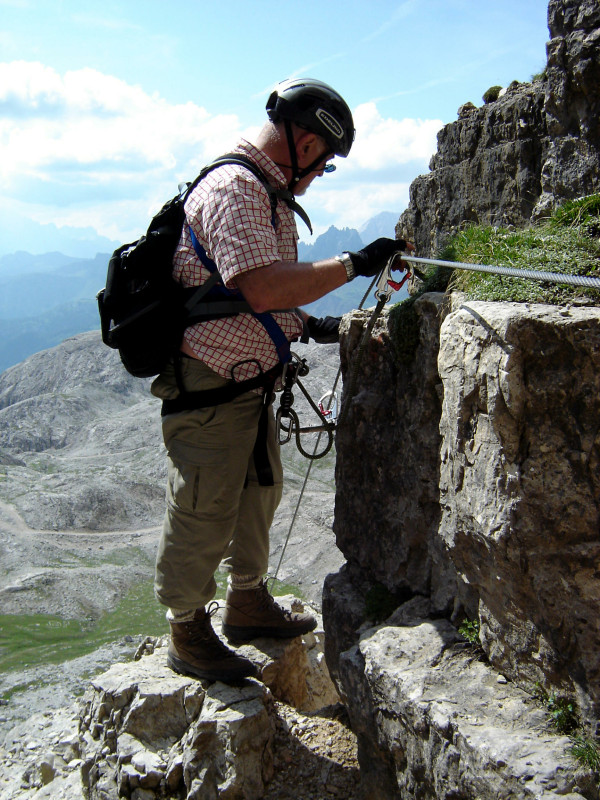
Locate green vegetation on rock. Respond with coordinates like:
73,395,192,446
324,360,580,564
442,195,600,304
458,618,481,645
534,683,579,735
388,196,600,366
569,735,600,773
482,85,502,104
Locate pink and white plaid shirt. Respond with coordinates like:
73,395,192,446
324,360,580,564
173,139,304,382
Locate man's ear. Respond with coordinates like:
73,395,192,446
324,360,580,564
295,131,322,167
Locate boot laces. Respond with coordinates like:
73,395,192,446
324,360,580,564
187,601,236,655
257,581,293,619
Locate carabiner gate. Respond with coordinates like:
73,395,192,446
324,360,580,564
318,391,338,424
375,252,412,302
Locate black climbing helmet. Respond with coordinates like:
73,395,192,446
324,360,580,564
266,78,355,158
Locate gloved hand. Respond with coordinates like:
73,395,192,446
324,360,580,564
347,237,408,278
306,315,341,344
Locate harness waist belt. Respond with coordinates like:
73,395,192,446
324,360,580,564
161,364,281,417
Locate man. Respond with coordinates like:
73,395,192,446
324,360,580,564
151,78,411,682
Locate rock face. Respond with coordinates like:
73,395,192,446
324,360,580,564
325,3,600,793
540,0,600,217
398,0,600,255
324,297,600,799
333,295,453,608
81,652,273,800
339,605,596,800
0,330,167,533
399,81,547,256
79,603,340,800
438,298,600,730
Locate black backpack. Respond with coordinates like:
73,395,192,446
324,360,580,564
97,154,310,378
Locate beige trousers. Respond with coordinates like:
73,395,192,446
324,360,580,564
152,357,282,609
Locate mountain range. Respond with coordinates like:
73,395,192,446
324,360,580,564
0,330,342,615
0,211,402,373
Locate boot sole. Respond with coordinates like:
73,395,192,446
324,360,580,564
167,653,258,682
222,619,317,643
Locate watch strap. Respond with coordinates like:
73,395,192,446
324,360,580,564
334,252,355,282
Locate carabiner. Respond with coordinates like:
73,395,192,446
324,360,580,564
375,251,412,302
318,390,338,424
276,407,294,445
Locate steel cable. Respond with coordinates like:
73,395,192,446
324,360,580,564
402,255,600,289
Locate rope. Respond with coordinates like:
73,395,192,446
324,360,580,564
402,255,600,290
268,273,382,588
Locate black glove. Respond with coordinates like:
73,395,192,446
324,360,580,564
347,237,407,278
306,315,341,344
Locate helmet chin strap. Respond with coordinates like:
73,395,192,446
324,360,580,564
283,120,301,190
283,120,332,190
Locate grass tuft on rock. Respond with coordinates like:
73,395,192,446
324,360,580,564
569,735,600,773
388,195,600,365
441,195,600,305
482,85,502,104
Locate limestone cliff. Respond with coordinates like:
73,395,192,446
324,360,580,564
325,299,600,799
323,0,600,797
398,0,600,257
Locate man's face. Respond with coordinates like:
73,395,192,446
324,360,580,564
293,147,333,196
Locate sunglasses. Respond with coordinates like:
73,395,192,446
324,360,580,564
312,161,336,173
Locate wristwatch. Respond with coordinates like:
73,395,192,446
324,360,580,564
334,252,355,283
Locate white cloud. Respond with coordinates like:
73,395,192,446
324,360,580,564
349,102,442,170
0,61,252,241
0,61,243,184
300,102,442,235
0,61,442,247
305,181,412,233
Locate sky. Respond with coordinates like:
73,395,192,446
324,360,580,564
0,0,551,255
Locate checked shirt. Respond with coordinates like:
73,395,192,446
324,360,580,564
173,139,304,382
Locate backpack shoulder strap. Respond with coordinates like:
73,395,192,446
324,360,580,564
184,153,312,234
182,154,298,364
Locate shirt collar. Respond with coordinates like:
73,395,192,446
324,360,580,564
233,139,287,189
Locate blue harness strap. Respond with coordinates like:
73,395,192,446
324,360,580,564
189,227,292,364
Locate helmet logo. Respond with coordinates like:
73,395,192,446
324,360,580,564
315,108,343,140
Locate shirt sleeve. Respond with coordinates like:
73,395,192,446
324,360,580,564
194,171,281,290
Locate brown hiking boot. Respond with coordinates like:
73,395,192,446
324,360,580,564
222,580,317,642
167,603,258,682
